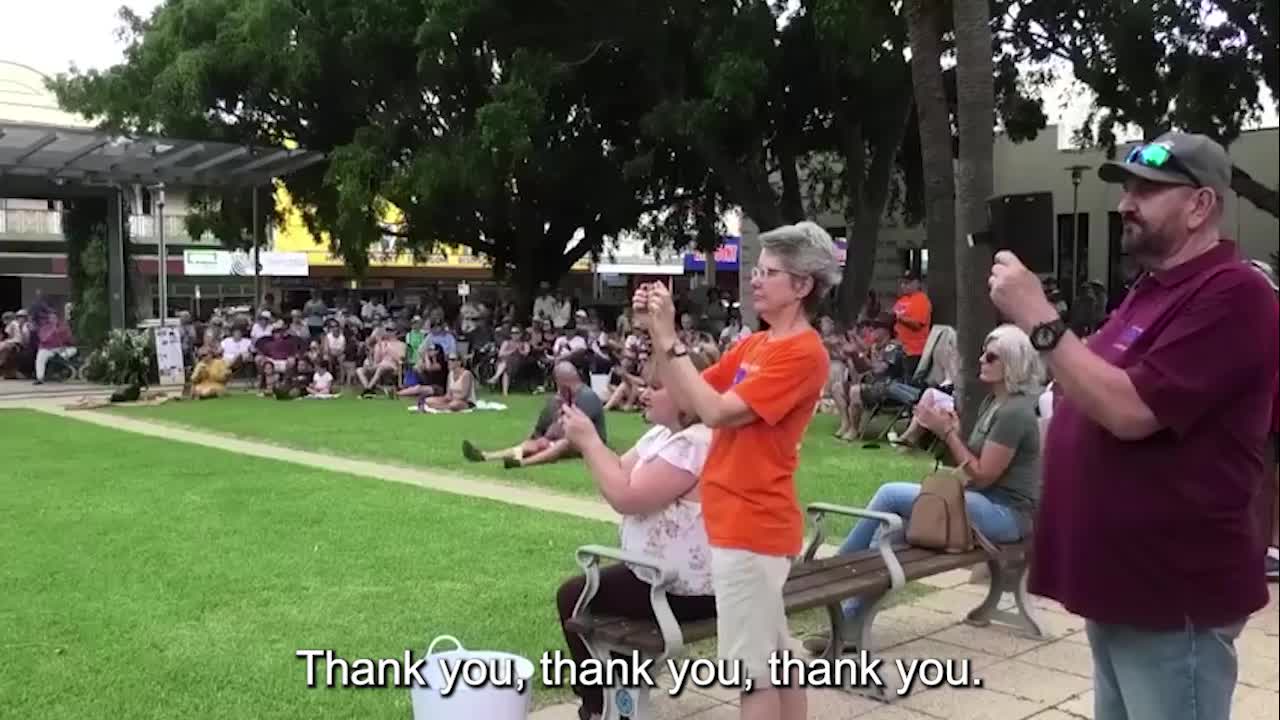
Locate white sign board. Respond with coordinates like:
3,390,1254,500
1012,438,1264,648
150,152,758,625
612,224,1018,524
183,250,309,277
457,281,470,297
153,326,186,385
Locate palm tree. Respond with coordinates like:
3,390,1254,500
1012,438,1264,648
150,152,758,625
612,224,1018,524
904,0,957,326
951,0,998,431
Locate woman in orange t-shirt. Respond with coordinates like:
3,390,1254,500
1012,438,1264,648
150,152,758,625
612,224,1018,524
634,221,840,720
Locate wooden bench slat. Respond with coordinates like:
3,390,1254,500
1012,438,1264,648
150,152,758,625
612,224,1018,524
567,542,1029,654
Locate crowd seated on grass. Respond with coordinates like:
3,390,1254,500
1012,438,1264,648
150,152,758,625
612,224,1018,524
461,361,607,469
189,346,231,400
357,324,407,398
253,321,307,394
32,307,77,386
0,309,32,379
399,344,448,400
555,343,720,720
419,352,476,412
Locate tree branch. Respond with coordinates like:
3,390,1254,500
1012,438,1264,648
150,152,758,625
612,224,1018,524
1232,164,1280,219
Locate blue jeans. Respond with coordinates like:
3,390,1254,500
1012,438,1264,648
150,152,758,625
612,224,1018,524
1086,619,1245,720
837,482,1022,620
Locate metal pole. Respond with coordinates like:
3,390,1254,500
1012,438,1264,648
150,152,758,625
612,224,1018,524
157,184,168,322
253,185,262,312
1066,164,1089,306
1071,179,1079,297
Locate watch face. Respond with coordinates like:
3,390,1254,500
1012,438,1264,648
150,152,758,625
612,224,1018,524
1033,325,1055,347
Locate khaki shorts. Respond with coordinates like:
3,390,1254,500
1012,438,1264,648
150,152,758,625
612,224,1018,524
711,547,795,687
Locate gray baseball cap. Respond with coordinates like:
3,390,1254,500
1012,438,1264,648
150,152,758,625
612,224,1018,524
1098,132,1230,200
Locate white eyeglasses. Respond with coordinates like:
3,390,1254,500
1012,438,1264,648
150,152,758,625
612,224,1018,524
750,266,792,281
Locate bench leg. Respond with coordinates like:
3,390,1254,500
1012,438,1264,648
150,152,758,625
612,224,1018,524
828,593,895,703
602,682,654,720
594,644,656,720
964,557,1045,639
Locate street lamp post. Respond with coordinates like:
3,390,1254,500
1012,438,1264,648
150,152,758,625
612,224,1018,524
1065,165,1090,303
154,183,168,323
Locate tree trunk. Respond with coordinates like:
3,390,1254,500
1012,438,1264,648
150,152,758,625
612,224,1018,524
905,0,958,326
738,217,762,331
1232,164,1280,219
838,88,915,325
952,0,998,434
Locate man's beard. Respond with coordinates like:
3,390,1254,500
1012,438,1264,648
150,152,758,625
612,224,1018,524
1120,217,1167,259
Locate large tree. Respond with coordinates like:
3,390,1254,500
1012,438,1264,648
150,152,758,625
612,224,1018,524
904,0,958,326
951,0,1000,431
1004,0,1279,217
51,0,707,304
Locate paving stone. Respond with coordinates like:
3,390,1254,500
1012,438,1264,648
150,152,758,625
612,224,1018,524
686,681,740,705
649,689,722,719
856,706,945,720
899,686,1048,720
683,704,739,720
1238,647,1280,692
978,659,1092,705
801,688,890,719
1017,641,1094,678
912,588,994,618
1027,711,1087,720
931,622,1052,658
1027,609,1086,638
1060,630,1090,646
917,567,980,589
1239,627,1280,660
529,702,582,720
1054,690,1093,718
877,604,962,638
1248,602,1279,636
1232,685,1280,720
875,639,1002,699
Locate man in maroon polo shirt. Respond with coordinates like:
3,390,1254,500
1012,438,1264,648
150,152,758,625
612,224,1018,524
988,132,1279,720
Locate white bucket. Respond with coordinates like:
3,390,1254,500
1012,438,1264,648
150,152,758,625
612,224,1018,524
590,373,611,399
409,635,535,720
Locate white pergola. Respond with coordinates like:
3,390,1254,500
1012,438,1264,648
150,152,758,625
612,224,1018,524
0,121,325,326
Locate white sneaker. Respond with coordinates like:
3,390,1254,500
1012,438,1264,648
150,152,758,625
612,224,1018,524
887,430,901,443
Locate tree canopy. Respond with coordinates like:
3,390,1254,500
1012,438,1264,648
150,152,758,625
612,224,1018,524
1004,0,1279,216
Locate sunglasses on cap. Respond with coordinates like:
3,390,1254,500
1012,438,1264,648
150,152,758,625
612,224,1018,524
1124,144,1202,187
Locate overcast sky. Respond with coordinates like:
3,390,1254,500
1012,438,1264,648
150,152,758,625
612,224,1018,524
4,0,1275,147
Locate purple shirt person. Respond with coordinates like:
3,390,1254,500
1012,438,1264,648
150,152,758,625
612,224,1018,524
988,132,1279,720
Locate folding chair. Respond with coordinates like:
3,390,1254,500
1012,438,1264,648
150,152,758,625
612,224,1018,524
860,324,957,440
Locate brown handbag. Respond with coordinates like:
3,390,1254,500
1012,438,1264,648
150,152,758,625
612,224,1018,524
906,466,1000,555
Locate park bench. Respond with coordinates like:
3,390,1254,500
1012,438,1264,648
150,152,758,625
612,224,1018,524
566,502,1044,720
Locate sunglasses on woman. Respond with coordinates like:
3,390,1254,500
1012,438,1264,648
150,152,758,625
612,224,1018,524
980,351,1000,364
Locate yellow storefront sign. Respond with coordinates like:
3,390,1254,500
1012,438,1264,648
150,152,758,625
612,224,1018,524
271,183,588,271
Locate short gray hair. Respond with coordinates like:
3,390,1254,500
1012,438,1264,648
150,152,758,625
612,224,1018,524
759,221,842,313
983,324,1045,396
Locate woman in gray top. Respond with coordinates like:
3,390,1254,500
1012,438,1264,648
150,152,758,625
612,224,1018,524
807,324,1045,653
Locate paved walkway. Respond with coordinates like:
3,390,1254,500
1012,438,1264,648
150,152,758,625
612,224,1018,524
529,576,1279,720
23,399,620,525
10,394,1280,720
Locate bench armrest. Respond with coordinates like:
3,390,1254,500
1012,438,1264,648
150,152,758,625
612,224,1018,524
571,545,686,661
803,502,906,590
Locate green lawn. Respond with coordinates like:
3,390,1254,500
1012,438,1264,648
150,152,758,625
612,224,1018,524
110,392,933,518
0,410,616,719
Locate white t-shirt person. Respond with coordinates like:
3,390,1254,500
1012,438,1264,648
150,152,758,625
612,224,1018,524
220,336,253,362
312,369,334,394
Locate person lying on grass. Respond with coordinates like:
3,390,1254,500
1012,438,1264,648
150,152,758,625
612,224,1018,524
554,344,720,720
461,361,606,469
